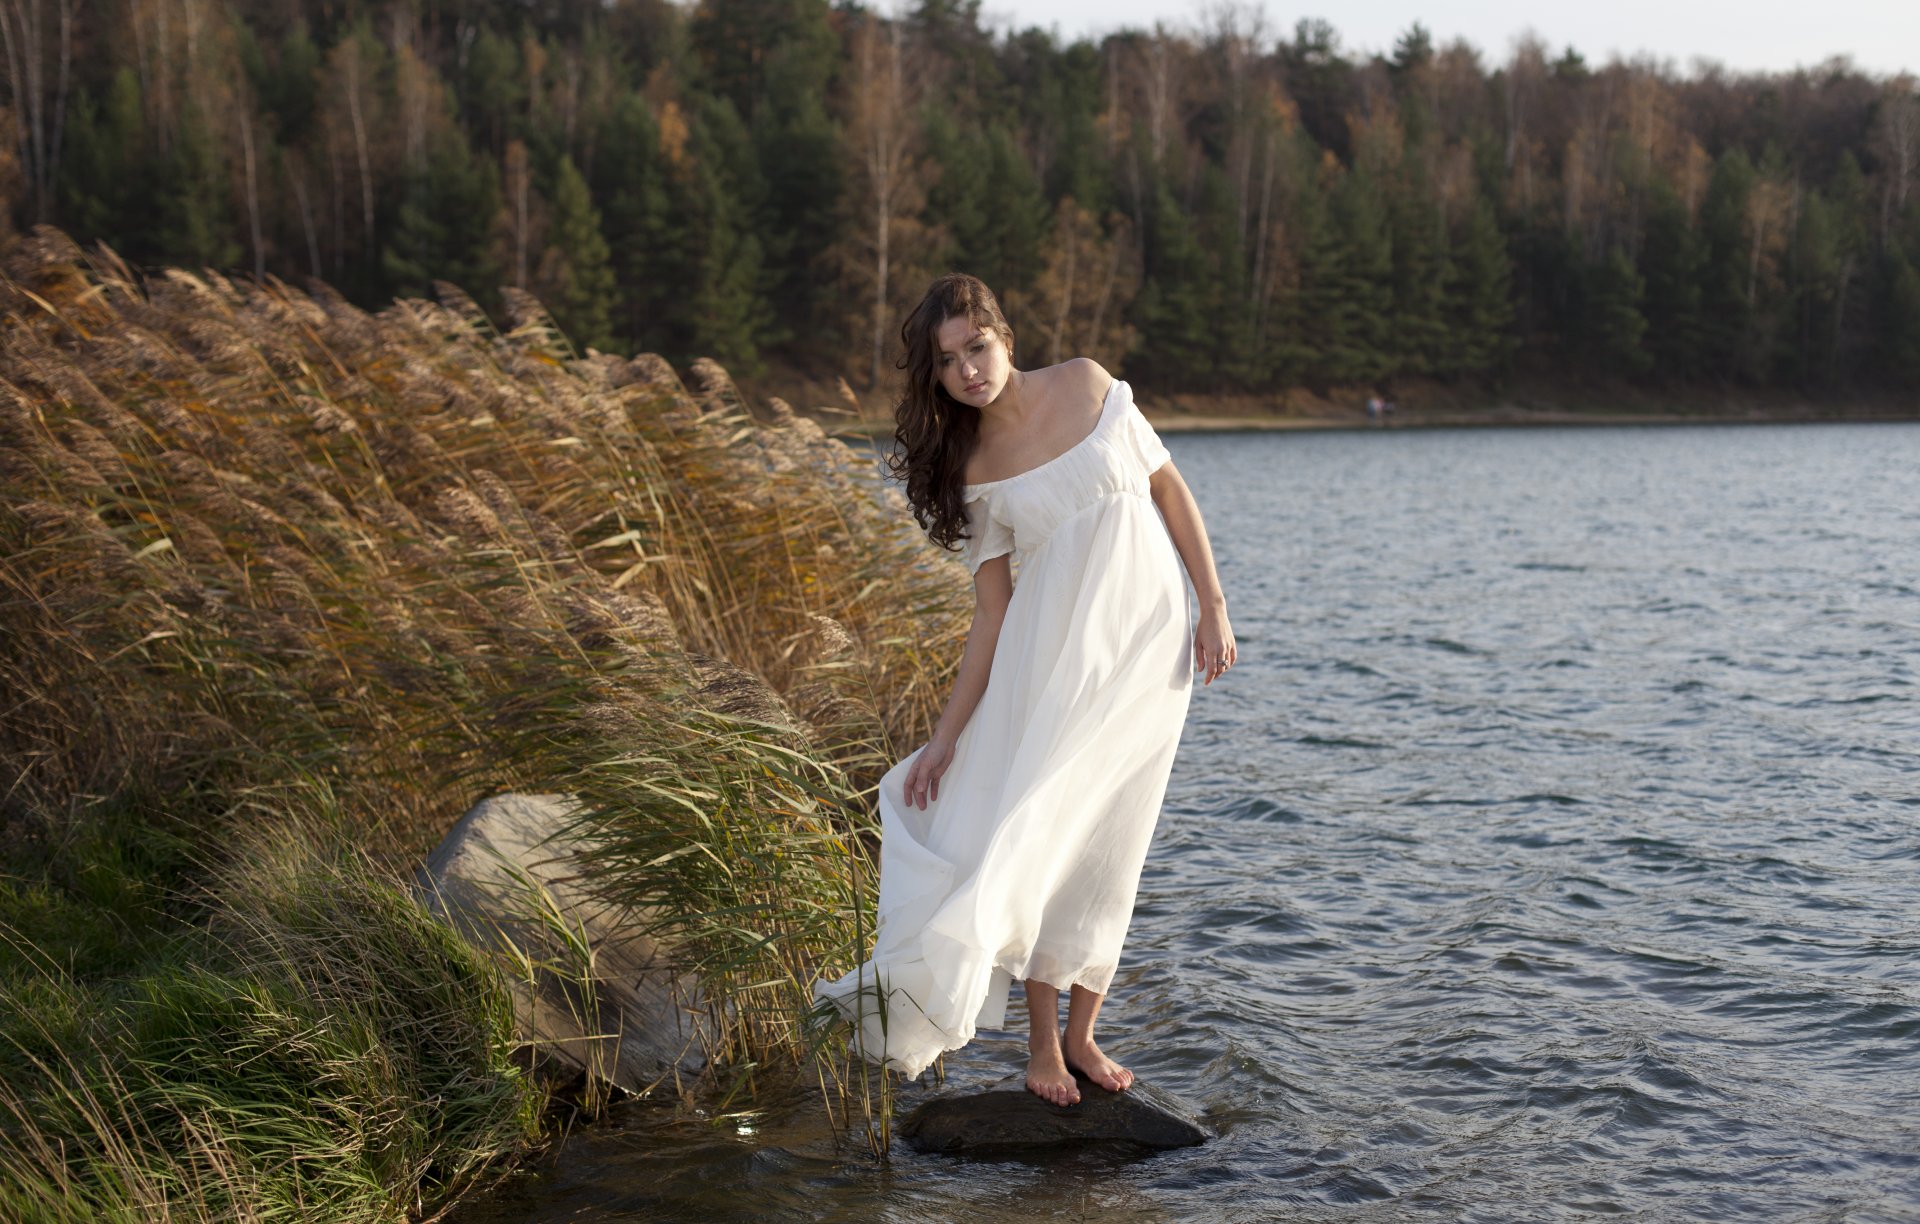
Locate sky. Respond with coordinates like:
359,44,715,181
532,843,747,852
971,0,1920,78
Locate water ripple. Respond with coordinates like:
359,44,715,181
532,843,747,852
458,423,1920,1223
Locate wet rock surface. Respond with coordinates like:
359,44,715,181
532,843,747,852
899,1066,1212,1154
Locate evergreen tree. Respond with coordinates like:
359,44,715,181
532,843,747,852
463,28,525,157
686,99,774,373
1784,188,1842,387
923,112,1047,300
1388,175,1450,376
594,94,688,360
1037,41,1110,215
751,17,843,346
691,0,844,352
56,69,147,248
1580,247,1651,375
1438,196,1516,380
153,99,242,271
1128,175,1214,387
381,128,503,308
1195,160,1261,388
1698,148,1757,380
1319,168,1393,383
1825,151,1875,381
1874,245,1920,388
535,155,619,354
1641,182,1706,381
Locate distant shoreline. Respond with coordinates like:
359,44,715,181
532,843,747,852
750,363,1919,439
826,405,1920,439
1141,407,1920,433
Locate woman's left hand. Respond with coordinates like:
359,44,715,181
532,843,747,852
1195,604,1237,686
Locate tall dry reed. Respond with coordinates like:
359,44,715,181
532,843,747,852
0,219,972,1204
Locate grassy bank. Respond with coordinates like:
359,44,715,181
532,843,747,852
0,225,967,1214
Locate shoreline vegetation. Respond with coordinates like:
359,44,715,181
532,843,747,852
0,228,958,1219
740,366,1919,439
19,1,1920,411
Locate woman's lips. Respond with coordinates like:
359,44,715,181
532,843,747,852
966,381,985,392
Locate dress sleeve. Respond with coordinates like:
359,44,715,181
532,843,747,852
1124,399,1172,475
960,492,1014,575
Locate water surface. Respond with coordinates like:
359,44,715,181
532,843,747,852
461,422,1920,1222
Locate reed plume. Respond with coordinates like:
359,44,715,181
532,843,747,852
0,221,968,1211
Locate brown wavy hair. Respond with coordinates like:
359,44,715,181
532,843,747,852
886,272,1015,552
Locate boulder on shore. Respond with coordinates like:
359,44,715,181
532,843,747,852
899,1066,1213,1155
417,792,712,1097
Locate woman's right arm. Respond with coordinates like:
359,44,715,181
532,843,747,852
901,554,1013,809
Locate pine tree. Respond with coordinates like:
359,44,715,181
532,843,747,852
153,99,242,271
381,129,503,307
593,93,687,359
923,114,1047,299
751,13,844,347
1874,245,1920,388
1438,196,1516,380
687,101,774,373
1641,182,1706,381
1581,247,1651,375
1826,152,1875,381
1784,189,1842,387
1129,175,1214,387
534,156,619,354
1195,160,1263,388
1388,181,1450,377
56,69,147,248
1316,168,1394,384
1698,149,1757,380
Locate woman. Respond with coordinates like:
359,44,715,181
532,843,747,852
812,272,1236,1108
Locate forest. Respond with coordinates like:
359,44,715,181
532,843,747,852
5,0,1920,397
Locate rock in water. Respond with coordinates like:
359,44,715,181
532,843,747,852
417,792,711,1097
899,1067,1212,1154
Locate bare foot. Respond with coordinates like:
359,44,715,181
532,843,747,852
1062,1035,1133,1092
1025,1043,1080,1106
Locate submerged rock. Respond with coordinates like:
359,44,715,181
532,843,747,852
899,1067,1212,1154
417,792,712,1097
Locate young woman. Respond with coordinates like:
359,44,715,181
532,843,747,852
813,272,1236,1107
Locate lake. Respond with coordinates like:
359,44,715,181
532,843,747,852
459,421,1920,1221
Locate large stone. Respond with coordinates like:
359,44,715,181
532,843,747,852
898,1067,1213,1155
416,792,712,1097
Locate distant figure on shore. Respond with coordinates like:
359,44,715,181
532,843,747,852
811,272,1236,1108
1366,395,1384,423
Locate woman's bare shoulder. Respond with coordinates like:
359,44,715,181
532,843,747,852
1019,358,1110,417
1046,356,1111,397
1068,355,1112,386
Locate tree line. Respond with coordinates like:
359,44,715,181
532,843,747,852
6,0,1919,394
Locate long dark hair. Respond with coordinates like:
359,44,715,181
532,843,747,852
887,272,1015,551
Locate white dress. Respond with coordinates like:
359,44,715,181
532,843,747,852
811,378,1193,1078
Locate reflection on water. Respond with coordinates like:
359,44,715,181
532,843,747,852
457,422,1920,1222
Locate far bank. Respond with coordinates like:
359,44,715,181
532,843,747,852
731,365,1919,437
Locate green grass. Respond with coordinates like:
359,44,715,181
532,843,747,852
0,791,540,1222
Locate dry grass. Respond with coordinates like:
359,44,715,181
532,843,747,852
0,221,972,1210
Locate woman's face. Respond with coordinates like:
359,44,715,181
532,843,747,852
933,313,1013,406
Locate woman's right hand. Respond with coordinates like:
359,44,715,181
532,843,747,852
903,734,956,810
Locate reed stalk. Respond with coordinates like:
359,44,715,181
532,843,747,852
0,223,969,1205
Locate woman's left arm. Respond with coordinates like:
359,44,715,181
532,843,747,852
1149,461,1237,685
